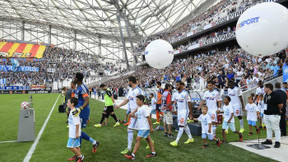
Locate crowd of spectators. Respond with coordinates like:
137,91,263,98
174,26,235,53
104,46,286,93
134,0,276,54
0,46,123,86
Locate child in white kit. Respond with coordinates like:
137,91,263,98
194,105,221,148
217,96,243,143
245,96,260,136
124,95,156,160
66,98,84,162
149,93,156,115
258,94,266,129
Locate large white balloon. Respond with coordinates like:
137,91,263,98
236,2,288,56
145,39,174,69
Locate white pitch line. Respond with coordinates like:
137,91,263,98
23,94,60,162
0,140,18,144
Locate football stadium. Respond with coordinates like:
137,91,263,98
0,0,288,161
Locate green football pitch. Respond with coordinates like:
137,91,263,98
0,93,275,162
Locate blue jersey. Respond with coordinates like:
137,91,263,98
73,84,90,118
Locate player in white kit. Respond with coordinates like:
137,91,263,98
198,81,221,138
165,81,194,147
254,81,265,103
227,81,245,133
115,76,143,154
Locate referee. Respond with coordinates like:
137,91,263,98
94,83,120,128
262,83,282,148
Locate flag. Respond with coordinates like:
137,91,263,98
11,58,20,72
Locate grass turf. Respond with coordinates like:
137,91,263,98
0,94,276,162
0,93,60,161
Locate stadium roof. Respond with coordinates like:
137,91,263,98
0,0,209,40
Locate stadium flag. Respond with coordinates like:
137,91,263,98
283,63,288,83
11,58,20,72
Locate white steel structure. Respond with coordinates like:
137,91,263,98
0,0,214,69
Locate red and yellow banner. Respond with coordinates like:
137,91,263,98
0,42,46,58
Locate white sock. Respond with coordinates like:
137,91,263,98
176,127,184,143
184,125,193,139
127,130,133,151
239,119,244,129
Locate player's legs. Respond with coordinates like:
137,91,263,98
259,114,263,128
175,126,184,144
249,125,253,135
222,121,228,142
80,114,99,152
222,129,227,142
81,131,96,144
173,112,193,145
163,112,168,135
230,122,243,141
260,113,266,128
76,147,81,154
110,112,118,122
127,129,134,151
132,136,142,155
105,106,113,124
209,111,218,137
67,138,83,160
122,117,137,154
238,116,244,132
109,109,120,127
163,121,168,136
69,148,81,157
146,135,155,153
202,133,207,144
167,111,173,135
234,105,244,132
155,104,161,124
184,125,193,140
175,113,185,143
99,110,106,124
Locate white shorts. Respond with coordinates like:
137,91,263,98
177,111,189,126
232,104,242,117
128,117,137,130
208,110,217,123
163,111,173,125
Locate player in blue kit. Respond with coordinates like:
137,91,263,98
70,73,99,161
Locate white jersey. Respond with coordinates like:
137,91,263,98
136,106,150,130
172,90,191,113
198,113,211,134
68,110,81,138
258,100,265,114
256,87,265,96
223,104,235,122
203,89,221,113
245,103,259,121
151,97,156,111
228,87,242,106
126,86,143,112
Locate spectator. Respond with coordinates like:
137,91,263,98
274,82,287,136
262,83,282,148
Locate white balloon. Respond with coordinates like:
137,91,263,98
236,2,288,56
145,39,174,69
